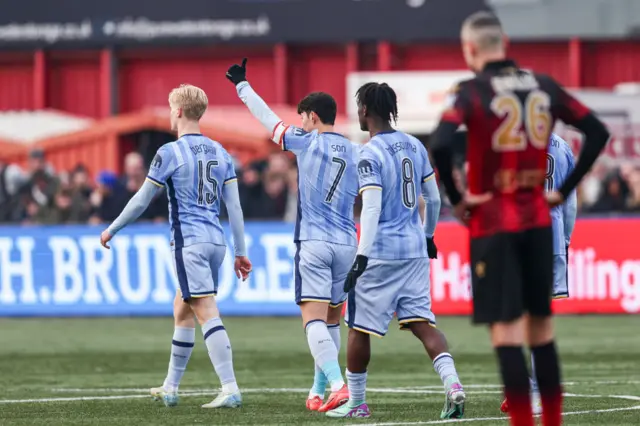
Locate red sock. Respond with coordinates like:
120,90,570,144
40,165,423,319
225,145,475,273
504,388,534,426
541,385,563,426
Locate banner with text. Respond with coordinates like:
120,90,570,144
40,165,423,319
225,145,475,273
0,220,638,317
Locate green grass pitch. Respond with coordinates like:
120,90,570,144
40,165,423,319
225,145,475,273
1,315,639,425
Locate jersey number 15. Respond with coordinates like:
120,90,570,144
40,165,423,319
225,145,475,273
197,160,219,205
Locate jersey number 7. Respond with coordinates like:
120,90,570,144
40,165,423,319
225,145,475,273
325,157,347,203
491,91,552,152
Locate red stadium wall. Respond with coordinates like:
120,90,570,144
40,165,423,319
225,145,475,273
0,39,639,117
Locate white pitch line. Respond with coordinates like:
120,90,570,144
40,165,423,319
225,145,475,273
3,387,639,405
360,405,640,426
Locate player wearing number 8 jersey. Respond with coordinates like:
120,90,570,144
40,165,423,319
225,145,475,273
227,58,358,413
326,82,465,420
430,11,610,426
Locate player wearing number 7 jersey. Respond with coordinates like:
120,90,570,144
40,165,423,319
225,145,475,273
430,11,609,426
227,58,358,413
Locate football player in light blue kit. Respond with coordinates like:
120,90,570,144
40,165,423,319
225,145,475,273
501,133,577,415
226,59,358,412
327,82,465,419
100,84,251,409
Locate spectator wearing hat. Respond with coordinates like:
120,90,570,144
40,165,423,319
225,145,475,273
89,171,128,224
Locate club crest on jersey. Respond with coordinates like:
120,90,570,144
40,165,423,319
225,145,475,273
358,159,373,176
292,126,308,137
152,154,163,169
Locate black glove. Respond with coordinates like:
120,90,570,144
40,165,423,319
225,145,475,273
427,237,438,259
226,58,248,85
344,255,368,292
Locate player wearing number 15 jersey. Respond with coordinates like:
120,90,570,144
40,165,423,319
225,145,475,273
327,82,465,420
101,84,251,410
430,11,610,426
227,58,358,413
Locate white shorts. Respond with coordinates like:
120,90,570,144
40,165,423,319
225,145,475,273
173,243,226,301
553,254,568,298
294,240,357,307
345,257,436,337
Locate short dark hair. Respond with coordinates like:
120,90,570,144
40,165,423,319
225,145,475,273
297,92,337,125
356,82,398,124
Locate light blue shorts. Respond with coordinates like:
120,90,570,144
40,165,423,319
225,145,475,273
173,242,226,301
294,240,357,307
346,257,436,337
553,254,568,299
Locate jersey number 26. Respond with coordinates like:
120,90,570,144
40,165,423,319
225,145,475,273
491,91,552,152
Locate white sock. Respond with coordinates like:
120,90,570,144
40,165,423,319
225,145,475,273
202,317,239,394
163,326,195,392
306,320,344,391
346,369,367,405
309,322,342,398
433,352,459,386
327,323,341,353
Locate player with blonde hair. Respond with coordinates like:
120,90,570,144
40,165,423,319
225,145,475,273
101,84,251,409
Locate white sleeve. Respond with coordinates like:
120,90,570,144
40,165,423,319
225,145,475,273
236,81,287,144
222,180,247,257
357,189,382,257
421,177,441,238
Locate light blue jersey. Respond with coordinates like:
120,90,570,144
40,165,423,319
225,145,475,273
546,134,577,255
357,131,434,260
146,133,237,249
282,127,359,245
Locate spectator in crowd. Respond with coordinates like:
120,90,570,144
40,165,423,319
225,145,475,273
21,149,60,224
66,164,93,222
239,161,267,218
283,163,298,223
0,161,27,222
89,171,128,224
121,152,168,222
588,171,630,213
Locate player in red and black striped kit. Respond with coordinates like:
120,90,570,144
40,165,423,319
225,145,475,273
430,11,610,426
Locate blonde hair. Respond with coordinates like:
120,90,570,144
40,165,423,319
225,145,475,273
461,11,504,52
168,84,208,120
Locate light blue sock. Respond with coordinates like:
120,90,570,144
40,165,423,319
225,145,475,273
163,326,195,391
346,369,367,406
530,352,539,392
305,320,344,392
433,352,460,386
310,366,328,397
202,317,239,394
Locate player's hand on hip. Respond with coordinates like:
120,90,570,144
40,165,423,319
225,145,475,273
344,255,368,292
453,192,492,226
100,230,112,249
426,237,437,259
226,58,248,85
234,256,252,281
546,190,564,208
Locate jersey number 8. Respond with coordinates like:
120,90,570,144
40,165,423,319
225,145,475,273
491,90,552,152
401,158,416,209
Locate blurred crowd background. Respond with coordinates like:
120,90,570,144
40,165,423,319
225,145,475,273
2,145,639,226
